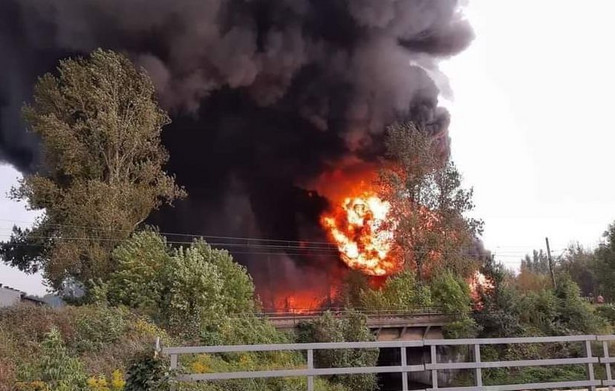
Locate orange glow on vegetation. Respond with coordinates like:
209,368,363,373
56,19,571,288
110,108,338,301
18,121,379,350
273,292,332,314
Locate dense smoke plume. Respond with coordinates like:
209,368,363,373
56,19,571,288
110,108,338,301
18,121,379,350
0,0,473,305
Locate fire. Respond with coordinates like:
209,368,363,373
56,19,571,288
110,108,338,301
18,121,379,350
271,291,336,314
468,271,494,309
321,191,401,276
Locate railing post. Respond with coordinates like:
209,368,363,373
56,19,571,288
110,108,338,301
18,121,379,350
585,339,596,391
307,349,314,391
604,339,614,391
430,344,438,389
474,344,482,388
401,345,409,391
170,353,178,391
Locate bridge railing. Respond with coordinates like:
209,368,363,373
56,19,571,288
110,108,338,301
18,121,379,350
254,307,449,318
161,335,615,391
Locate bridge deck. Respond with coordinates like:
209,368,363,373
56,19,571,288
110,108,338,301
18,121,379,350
262,311,453,330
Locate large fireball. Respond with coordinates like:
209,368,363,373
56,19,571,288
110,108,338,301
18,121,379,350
321,191,400,276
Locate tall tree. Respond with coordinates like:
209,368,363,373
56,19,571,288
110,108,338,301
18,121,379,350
520,250,550,275
380,122,483,280
557,244,597,297
593,223,615,300
0,49,185,291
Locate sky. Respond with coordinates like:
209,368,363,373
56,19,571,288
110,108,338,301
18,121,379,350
2,0,615,295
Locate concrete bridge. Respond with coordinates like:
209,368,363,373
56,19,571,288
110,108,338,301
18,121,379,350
262,310,453,340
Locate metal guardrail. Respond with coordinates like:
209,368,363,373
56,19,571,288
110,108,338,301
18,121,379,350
254,307,448,318
261,310,453,330
162,335,615,391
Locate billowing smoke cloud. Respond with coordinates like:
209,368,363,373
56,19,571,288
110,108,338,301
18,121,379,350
0,0,473,303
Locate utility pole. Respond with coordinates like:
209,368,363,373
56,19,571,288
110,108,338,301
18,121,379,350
545,237,557,289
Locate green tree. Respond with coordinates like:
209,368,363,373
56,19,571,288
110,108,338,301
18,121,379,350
474,258,525,338
0,49,185,291
591,223,615,300
430,270,472,314
360,269,431,311
380,122,482,280
552,275,604,334
106,230,255,338
557,244,597,297
520,250,550,275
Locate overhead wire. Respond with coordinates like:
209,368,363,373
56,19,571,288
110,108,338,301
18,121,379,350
0,218,565,262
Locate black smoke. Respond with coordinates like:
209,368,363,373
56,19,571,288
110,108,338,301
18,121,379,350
0,0,473,304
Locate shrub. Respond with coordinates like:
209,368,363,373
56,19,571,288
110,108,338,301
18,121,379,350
443,316,479,339
107,231,256,339
74,306,129,353
0,304,170,387
27,328,88,391
297,310,378,391
359,270,432,311
430,270,472,314
124,350,172,391
596,303,615,323
86,370,125,391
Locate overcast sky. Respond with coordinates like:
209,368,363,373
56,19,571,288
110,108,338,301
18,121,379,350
2,0,615,295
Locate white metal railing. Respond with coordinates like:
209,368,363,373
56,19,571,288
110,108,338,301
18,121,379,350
161,335,615,391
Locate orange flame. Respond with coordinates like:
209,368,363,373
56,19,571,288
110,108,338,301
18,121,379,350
468,271,494,309
321,191,401,276
270,290,337,314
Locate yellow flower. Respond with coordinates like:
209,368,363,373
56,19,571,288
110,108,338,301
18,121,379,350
111,369,126,390
15,381,49,391
191,360,208,373
87,375,111,391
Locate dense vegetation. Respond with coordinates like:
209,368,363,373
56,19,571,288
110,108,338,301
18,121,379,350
1,231,375,391
3,49,615,391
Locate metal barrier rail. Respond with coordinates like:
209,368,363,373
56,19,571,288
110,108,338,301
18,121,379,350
254,307,448,318
162,335,615,391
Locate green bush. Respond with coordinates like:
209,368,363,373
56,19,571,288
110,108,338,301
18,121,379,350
21,328,88,391
430,270,472,314
297,310,378,391
125,350,172,391
107,231,256,339
596,303,615,323
359,270,432,311
0,304,170,387
442,316,479,339
74,306,129,353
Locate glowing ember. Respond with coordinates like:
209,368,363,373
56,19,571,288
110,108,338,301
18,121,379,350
321,192,400,276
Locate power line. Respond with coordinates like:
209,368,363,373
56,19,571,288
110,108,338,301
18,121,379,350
0,219,570,253
0,218,339,246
